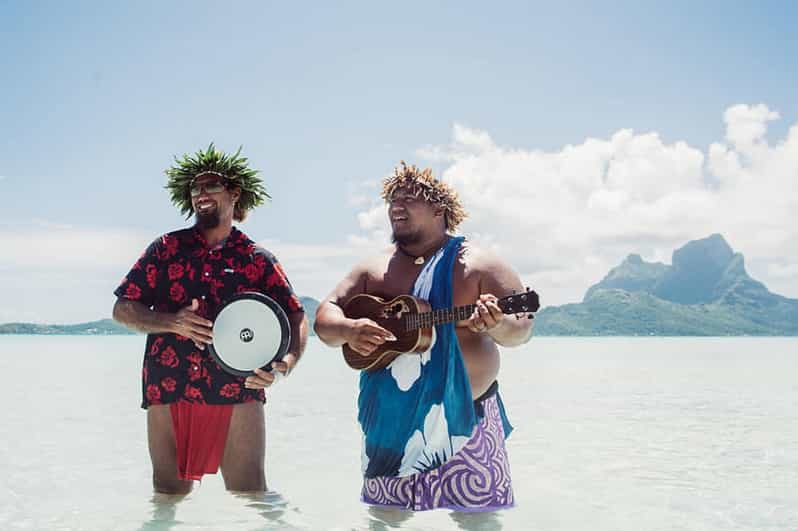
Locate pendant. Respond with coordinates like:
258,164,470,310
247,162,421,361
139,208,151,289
414,256,425,265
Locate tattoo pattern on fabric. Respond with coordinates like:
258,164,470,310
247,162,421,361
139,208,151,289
361,393,514,512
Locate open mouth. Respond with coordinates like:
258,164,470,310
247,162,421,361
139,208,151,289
196,200,217,213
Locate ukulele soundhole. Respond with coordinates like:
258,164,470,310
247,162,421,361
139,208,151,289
380,301,410,320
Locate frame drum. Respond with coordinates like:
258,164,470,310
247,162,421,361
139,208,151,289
208,292,291,377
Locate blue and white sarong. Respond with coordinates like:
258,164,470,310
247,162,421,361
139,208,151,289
357,236,512,484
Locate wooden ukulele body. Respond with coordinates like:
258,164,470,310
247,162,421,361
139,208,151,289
342,294,434,372
341,287,539,372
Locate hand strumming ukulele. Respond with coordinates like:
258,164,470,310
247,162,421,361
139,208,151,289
341,288,539,372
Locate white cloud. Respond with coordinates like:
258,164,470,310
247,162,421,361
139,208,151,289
0,222,382,323
723,103,780,158
768,262,798,279
255,239,382,301
352,104,798,306
0,223,152,271
346,178,381,207
4,104,797,323
0,223,156,323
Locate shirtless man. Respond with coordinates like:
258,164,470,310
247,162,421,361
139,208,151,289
113,144,307,494
314,162,535,512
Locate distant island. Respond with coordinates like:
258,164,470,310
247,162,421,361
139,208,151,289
0,319,137,336
0,296,320,336
534,234,798,336
3,237,797,337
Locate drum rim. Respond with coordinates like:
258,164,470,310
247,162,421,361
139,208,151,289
208,291,291,378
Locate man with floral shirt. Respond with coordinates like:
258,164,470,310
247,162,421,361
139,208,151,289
113,144,307,494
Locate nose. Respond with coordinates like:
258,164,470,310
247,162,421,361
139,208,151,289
389,202,405,215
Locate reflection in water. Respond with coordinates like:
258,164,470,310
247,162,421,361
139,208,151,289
135,491,508,531
364,506,414,530
138,492,188,531
450,509,504,531
235,490,291,527
363,505,506,531
137,490,304,531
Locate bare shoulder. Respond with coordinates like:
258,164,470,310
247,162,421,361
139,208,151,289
348,246,394,279
325,247,395,305
367,246,396,272
458,239,523,295
458,240,508,274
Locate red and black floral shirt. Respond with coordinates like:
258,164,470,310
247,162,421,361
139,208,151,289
114,226,303,409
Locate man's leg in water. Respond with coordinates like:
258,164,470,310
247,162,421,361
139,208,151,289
147,405,193,495
220,401,266,492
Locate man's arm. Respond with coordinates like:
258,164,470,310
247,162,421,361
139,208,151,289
466,248,535,347
314,264,366,347
112,297,213,348
286,311,309,363
314,260,395,354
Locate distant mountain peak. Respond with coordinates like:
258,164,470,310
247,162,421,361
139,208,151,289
655,234,750,305
584,234,766,306
535,234,798,336
584,253,667,301
625,253,644,265
671,233,734,272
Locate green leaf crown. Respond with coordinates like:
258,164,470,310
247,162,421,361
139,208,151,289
165,143,269,219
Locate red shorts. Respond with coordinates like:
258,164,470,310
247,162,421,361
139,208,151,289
170,402,234,481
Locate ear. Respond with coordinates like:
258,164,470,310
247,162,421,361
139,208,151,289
229,186,241,202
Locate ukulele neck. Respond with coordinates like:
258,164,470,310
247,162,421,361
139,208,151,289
406,304,477,330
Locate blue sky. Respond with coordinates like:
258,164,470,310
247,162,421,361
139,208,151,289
2,1,797,323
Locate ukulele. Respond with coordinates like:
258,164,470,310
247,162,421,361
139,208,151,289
341,288,539,372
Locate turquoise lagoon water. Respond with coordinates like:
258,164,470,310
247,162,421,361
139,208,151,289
0,336,796,530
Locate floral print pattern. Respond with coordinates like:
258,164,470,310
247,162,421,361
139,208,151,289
115,226,303,409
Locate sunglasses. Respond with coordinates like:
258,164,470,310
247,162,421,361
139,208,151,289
190,180,227,197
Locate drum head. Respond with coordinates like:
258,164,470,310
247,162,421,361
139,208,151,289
208,292,291,378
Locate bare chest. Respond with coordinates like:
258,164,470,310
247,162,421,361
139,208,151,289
364,253,480,308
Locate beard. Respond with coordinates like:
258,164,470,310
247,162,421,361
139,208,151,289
391,229,421,246
196,209,220,229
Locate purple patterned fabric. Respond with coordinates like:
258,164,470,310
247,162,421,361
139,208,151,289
361,394,514,512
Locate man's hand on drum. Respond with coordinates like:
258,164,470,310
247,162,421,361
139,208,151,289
170,298,213,350
245,353,297,389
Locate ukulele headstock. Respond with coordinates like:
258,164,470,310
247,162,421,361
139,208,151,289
498,287,540,317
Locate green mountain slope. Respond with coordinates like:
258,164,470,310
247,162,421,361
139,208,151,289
536,234,798,336
0,319,136,335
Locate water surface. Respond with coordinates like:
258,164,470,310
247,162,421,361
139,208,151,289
1,336,796,530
